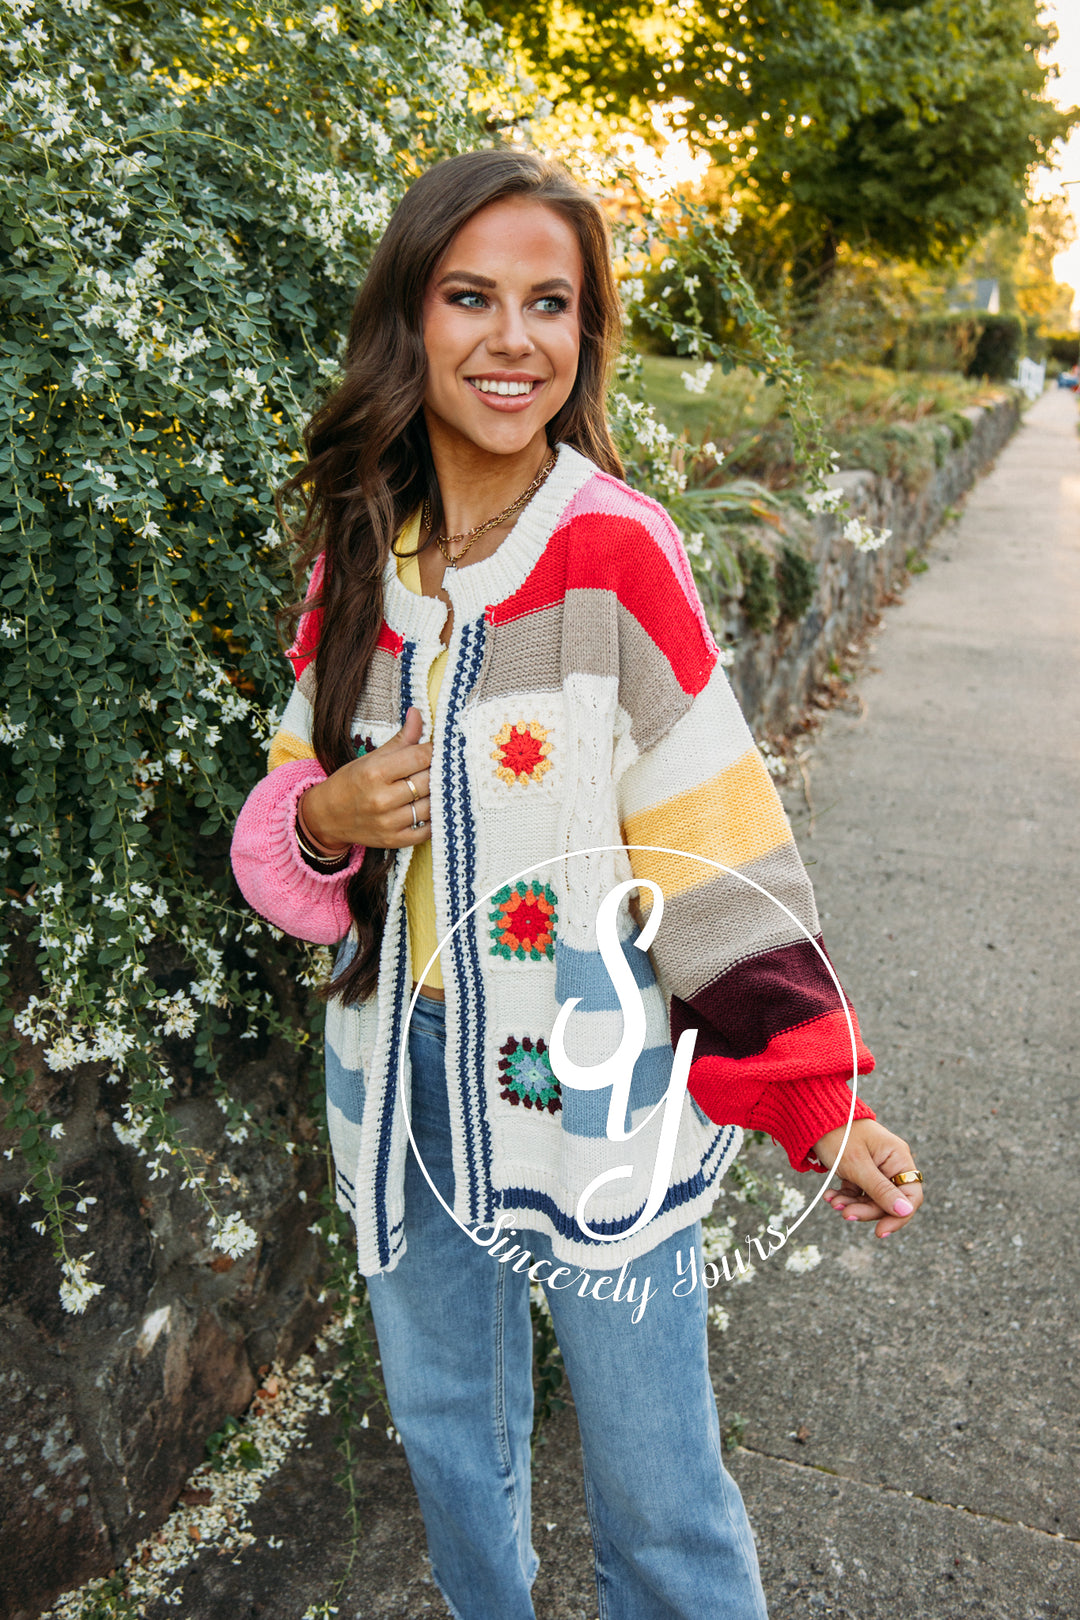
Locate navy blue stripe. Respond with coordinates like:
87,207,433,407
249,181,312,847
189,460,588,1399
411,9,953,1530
442,618,492,1223
370,645,418,1267
495,1124,737,1245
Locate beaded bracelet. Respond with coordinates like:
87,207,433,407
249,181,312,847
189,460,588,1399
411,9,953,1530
295,796,352,870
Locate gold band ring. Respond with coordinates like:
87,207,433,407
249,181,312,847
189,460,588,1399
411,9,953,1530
890,1170,923,1188
406,777,419,803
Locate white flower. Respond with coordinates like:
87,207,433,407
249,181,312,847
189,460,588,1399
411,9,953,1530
778,1186,806,1220
843,518,890,553
59,1253,104,1315
50,1122,65,1139
212,1212,258,1259
311,3,339,38
723,206,742,235
0,617,22,640
806,486,844,515
702,440,725,467
708,1302,731,1332
681,362,714,396
686,531,705,558
785,1243,822,1275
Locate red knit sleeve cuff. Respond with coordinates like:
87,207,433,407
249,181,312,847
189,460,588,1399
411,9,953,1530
749,1075,876,1174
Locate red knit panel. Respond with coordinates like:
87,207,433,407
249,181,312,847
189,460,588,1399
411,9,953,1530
687,1005,874,1094
688,1056,876,1175
488,513,715,696
287,613,401,682
376,621,404,657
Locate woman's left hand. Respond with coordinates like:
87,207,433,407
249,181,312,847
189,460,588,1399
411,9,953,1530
813,1118,923,1239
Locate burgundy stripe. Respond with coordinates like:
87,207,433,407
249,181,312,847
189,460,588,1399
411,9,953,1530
670,936,853,1061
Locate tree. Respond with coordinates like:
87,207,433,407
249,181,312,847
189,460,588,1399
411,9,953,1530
486,0,1076,269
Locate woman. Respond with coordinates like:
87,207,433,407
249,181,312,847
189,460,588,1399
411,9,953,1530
231,149,922,1620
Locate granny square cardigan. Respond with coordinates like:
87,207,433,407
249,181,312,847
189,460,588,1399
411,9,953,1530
231,445,874,1275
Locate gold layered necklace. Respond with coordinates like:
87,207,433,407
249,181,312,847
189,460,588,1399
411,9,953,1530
423,449,558,568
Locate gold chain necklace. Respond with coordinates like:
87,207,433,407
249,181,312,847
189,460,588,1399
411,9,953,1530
423,450,558,569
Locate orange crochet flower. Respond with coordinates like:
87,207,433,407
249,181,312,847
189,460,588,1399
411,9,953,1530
491,719,553,786
489,882,557,961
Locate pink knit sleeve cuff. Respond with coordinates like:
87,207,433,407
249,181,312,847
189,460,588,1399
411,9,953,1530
230,759,365,944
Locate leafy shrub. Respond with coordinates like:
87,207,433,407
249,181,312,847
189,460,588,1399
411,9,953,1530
966,313,1024,380
738,543,780,633
0,0,525,1302
776,545,818,623
1044,331,1080,368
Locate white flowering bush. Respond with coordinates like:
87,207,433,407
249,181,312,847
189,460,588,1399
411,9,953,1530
0,0,526,1311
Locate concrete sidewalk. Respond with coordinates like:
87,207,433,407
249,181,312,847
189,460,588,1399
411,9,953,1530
720,384,1080,1617
146,390,1080,1620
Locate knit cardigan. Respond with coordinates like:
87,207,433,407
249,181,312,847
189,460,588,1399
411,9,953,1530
231,445,875,1275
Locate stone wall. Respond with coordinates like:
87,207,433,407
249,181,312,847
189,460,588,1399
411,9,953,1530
725,395,1021,734
0,1008,326,1620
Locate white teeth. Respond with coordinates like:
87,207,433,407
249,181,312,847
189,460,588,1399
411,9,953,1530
471,379,535,396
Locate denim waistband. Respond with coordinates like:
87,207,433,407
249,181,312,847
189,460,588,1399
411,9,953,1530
406,992,447,1036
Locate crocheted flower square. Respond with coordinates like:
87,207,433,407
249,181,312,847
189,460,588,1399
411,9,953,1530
498,1035,561,1114
489,881,557,962
491,719,552,787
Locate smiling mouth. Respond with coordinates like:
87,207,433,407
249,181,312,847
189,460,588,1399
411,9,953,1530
466,378,542,397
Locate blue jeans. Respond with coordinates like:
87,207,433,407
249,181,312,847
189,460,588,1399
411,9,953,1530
365,993,769,1620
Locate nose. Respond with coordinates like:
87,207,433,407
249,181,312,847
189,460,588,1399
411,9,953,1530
487,300,534,360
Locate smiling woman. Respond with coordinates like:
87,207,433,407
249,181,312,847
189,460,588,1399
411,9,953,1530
229,147,921,1620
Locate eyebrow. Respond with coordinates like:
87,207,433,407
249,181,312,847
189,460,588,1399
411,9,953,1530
435,271,576,295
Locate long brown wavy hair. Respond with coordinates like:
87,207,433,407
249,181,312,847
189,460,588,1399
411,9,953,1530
277,148,625,1004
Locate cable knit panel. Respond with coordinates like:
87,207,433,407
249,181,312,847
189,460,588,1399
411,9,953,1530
229,758,365,944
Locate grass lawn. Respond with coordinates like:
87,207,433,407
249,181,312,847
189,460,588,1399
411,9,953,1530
636,355,1009,490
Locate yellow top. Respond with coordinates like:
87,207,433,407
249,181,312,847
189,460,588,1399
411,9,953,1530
394,512,447,990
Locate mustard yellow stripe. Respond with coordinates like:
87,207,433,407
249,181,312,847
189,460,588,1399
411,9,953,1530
622,748,793,902
268,729,316,773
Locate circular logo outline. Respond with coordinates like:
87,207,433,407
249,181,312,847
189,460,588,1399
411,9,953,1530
397,843,860,1248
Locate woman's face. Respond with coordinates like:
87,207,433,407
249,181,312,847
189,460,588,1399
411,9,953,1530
422,196,583,460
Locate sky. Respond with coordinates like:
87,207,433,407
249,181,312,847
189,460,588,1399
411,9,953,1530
1037,0,1080,319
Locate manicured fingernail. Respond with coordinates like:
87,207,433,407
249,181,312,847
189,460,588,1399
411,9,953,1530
844,1213,858,1221
894,1196,914,1215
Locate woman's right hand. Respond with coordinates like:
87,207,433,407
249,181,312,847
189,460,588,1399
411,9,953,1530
300,706,433,852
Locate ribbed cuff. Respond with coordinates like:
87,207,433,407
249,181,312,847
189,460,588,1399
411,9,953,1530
750,1075,876,1174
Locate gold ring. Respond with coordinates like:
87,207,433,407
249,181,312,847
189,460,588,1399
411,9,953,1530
406,777,419,803
890,1170,923,1187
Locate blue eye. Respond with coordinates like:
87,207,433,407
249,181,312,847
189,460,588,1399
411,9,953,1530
448,289,488,309
536,295,570,314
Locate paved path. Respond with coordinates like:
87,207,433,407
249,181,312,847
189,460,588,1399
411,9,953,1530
720,384,1080,1618
149,390,1080,1619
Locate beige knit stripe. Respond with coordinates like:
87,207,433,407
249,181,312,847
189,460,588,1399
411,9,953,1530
268,729,317,773
298,663,317,705
480,601,569,699
621,748,794,899
353,645,400,728
608,603,695,752
617,659,752,816
638,845,820,1002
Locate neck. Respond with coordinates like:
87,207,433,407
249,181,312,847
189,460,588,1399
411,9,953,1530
423,414,551,537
